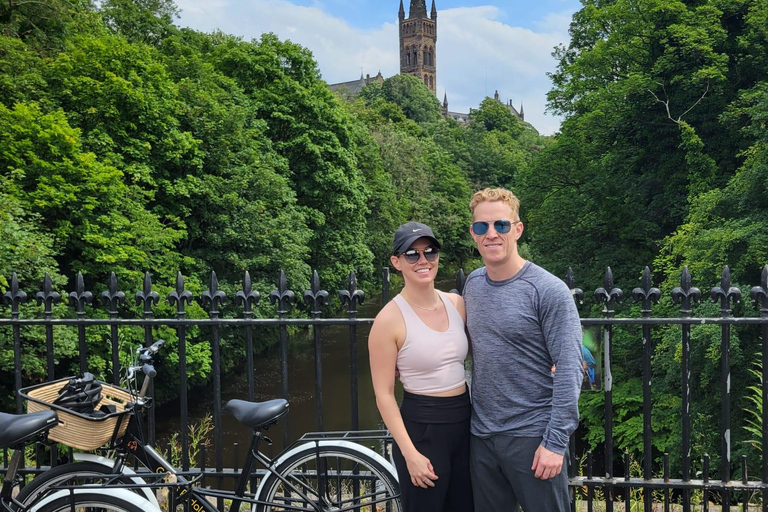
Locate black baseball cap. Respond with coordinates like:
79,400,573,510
392,222,441,255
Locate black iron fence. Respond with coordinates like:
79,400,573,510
2,264,768,512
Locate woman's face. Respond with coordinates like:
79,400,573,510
390,237,439,286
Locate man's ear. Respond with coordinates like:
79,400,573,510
515,221,524,240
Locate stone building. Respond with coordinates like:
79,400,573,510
328,71,384,97
399,0,437,94
328,1,526,125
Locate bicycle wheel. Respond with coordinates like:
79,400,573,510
30,489,158,512
256,443,402,512
16,461,157,508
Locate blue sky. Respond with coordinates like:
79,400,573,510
174,1,583,134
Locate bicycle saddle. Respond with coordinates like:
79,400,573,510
224,399,289,430
0,410,58,449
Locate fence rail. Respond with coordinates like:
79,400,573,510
2,264,768,512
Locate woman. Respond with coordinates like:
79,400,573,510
369,221,473,512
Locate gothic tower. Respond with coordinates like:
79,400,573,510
398,0,437,94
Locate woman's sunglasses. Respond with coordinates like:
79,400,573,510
471,219,515,235
399,246,440,264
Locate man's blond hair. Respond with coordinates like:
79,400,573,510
469,188,520,221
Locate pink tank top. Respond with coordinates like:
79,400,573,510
393,290,468,394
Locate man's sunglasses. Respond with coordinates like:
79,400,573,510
471,219,516,235
398,246,440,264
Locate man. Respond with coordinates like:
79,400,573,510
463,187,583,512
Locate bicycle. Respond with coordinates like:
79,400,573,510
0,407,162,512
14,340,402,512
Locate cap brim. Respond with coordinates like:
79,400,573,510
394,234,441,255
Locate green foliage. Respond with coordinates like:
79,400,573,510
470,97,524,136
0,175,61,288
100,0,180,46
656,83,768,285
0,35,47,106
744,356,763,453
160,413,213,468
0,102,185,283
528,0,767,288
361,73,442,124
203,32,374,288
0,0,90,50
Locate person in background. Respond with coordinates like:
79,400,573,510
463,188,583,512
369,221,473,512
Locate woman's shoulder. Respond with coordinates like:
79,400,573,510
440,291,465,316
374,298,404,324
370,299,406,346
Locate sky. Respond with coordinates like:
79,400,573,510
173,0,582,135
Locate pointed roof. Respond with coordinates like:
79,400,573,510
409,0,428,18
443,92,448,107
399,0,405,19
431,0,437,18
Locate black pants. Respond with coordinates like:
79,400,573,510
470,434,571,512
391,390,474,512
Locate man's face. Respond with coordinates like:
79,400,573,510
470,200,522,267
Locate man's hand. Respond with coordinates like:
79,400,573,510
531,445,563,480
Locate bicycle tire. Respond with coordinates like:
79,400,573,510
16,461,157,508
255,443,402,512
29,489,160,512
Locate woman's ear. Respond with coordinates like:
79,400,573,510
390,254,401,271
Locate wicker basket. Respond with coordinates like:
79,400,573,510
19,377,134,451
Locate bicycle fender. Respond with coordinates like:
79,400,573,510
254,439,399,499
28,487,162,512
71,453,160,507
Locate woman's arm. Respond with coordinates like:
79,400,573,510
369,305,438,488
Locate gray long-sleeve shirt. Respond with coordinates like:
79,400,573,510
464,261,583,454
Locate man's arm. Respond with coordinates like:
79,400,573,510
535,279,583,477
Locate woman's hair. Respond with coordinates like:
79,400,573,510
469,188,520,221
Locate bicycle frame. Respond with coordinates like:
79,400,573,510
113,411,331,512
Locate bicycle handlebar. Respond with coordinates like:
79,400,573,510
127,339,164,399
138,339,165,363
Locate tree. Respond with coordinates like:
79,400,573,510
100,0,180,46
205,32,375,288
0,102,186,283
365,73,442,124
0,176,61,289
524,0,765,287
657,83,768,286
470,97,524,136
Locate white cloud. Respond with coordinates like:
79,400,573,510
174,1,571,134
437,6,570,135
